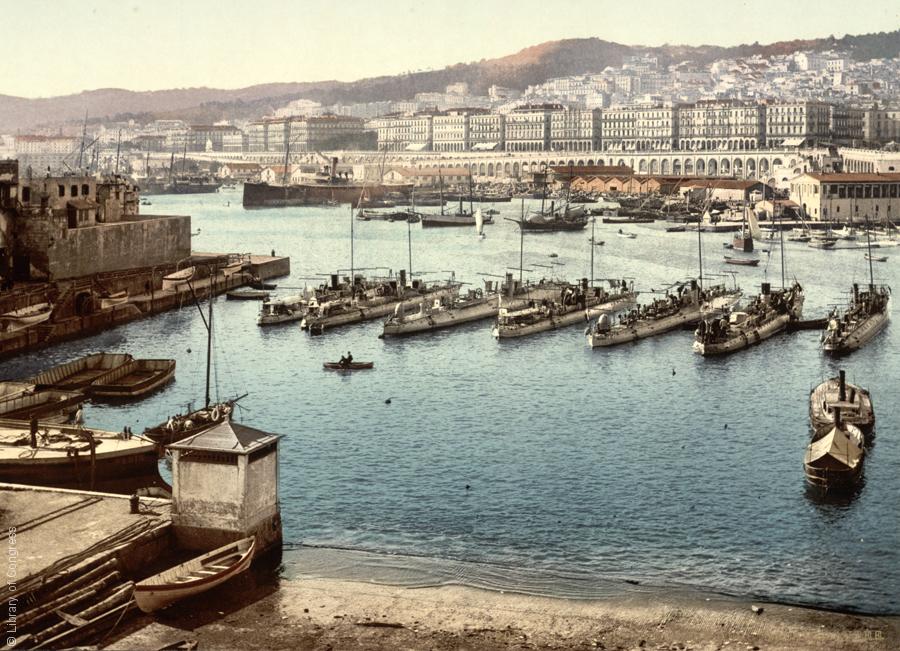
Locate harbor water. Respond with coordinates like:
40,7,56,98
3,187,898,614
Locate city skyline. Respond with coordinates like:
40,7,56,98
2,0,899,99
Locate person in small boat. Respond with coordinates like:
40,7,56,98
339,351,354,368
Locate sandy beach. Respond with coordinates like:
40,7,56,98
110,576,898,650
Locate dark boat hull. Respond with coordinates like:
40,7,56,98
521,220,588,232
242,181,405,208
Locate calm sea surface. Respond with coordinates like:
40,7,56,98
3,186,898,614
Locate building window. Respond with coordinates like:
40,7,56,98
71,185,78,197
22,186,30,203
81,184,89,196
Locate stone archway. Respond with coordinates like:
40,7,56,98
733,158,743,176
706,159,715,175
479,163,486,175
587,159,594,166
513,162,519,178
720,158,730,175
504,162,511,175
487,163,494,177
650,160,659,174
684,159,694,174
661,159,670,175
673,159,682,175
746,159,756,178
638,159,648,173
759,158,769,174
617,159,626,167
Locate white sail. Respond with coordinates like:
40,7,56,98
747,207,762,240
475,209,484,236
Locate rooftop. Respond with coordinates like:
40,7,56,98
168,418,281,455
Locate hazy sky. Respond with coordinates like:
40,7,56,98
3,0,898,98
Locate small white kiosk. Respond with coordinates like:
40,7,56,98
169,419,282,554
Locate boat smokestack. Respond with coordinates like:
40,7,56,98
761,282,771,295
330,274,339,290
581,278,588,290
853,283,859,302
399,269,407,288
839,370,846,402
506,272,514,298
331,157,338,178
834,406,841,428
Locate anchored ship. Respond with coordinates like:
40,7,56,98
692,281,804,355
587,280,741,348
492,279,636,339
809,370,875,439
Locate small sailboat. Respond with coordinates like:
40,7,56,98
134,537,256,613
475,208,485,239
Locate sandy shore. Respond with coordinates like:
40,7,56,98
110,576,898,650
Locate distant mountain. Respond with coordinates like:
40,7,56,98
3,29,899,132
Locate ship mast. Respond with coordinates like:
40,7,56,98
282,119,292,186
779,207,786,289
590,217,596,288
865,213,875,291
697,205,704,292
205,287,213,407
408,189,414,277
439,167,445,216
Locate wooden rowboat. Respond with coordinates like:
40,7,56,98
134,537,256,613
724,256,759,266
323,361,374,370
226,289,270,301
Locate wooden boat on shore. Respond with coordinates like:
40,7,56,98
693,282,804,356
134,537,256,613
0,389,83,422
0,302,53,333
161,267,195,291
809,370,874,438
804,409,865,491
493,280,636,339
724,256,759,266
0,420,160,489
226,289,270,301
323,361,374,370
587,281,741,348
27,353,133,391
89,359,176,399
99,290,128,310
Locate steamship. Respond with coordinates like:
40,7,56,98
242,157,409,208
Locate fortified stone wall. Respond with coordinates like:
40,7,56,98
47,214,191,280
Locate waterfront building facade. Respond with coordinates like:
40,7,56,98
789,171,900,222
246,116,367,153
549,108,601,152
765,101,832,147
505,105,557,152
368,114,434,151
677,100,764,151
600,106,676,153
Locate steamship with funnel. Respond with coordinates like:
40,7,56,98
243,156,408,208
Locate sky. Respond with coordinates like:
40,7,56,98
2,0,898,98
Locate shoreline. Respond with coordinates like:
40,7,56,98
111,575,899,650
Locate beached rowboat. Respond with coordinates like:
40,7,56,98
134,537,256,613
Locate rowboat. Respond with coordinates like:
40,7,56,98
865,253,888,262
616,230,637,239
724,256,759,266
0,302,53,332
89,358,176,399
226,289,270,301
665,225,686,233
323,361,374,370
0,389,84,422
134,537,256,613
162,267,195,291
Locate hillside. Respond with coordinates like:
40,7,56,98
2,29,899,132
